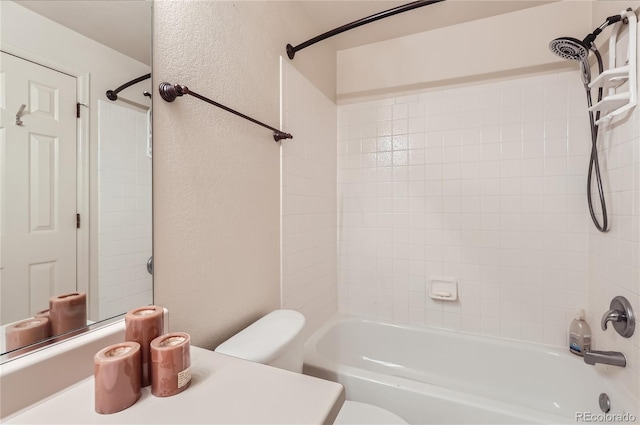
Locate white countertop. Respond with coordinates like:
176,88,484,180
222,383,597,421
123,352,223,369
4,346,345,424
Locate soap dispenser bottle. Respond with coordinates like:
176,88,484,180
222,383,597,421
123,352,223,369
569,309,591,356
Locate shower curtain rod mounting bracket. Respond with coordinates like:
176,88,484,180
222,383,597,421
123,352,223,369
286,44,296,60
158,82,187,102
158,82,293,142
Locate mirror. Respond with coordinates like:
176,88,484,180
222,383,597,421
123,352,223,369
0,0,152,361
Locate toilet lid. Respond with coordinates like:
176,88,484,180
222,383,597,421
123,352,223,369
334,401,408,424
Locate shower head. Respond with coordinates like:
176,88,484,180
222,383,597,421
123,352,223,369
549,14,623,62
549,37,592,85
549,37,590,61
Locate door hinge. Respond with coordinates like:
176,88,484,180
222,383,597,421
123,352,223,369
76,103,80,118
76,213,80,229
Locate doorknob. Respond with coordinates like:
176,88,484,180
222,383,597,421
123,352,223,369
15,104,26,126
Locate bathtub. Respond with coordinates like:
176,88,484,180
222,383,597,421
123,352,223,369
303,315,638,424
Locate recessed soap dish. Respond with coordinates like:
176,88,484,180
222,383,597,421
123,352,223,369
428,277,458,301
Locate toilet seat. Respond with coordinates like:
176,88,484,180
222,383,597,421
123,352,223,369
334,401,408,424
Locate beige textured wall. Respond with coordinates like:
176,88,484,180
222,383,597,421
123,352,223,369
153,1,336,349
336,1,593,100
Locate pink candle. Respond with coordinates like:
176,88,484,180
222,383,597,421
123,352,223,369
150,332,191,397
94,342,141,414
5,317,51,351
49,292,87,336
125,305,164,387
34,309,52,336
35,308,50,318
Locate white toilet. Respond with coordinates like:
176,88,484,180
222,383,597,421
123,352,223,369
215,310,408,425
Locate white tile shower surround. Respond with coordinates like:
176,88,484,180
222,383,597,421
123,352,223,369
338,72,588,341
281,60,338,340
98,101,152,320
336,70,639,398
587,99,640,398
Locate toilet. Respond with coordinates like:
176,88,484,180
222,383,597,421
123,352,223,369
215,310,407,425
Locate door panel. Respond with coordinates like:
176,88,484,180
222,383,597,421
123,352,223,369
0,52,77,323
29,133,57,232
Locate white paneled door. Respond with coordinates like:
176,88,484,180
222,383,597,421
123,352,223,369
0,52,78,323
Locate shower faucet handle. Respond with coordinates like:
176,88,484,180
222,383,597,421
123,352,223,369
601,309,622,331
600,296,635,338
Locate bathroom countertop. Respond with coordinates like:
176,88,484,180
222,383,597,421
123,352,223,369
4,346,345,424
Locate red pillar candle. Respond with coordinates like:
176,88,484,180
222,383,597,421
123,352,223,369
150,332,191,397
5,317,51,351
94,342,141,414
49,292,87,336
124,305,164,387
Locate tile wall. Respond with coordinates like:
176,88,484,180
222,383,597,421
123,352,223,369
281,60,338,339
98,101,153,320
586,88,640,398
337,71,595,347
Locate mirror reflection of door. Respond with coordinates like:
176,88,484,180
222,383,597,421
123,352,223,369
1,52,80,324
0,0,152,360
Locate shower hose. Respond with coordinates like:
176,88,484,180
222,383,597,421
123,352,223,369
584,48,609,232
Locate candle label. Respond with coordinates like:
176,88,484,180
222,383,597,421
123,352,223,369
178,367,191,388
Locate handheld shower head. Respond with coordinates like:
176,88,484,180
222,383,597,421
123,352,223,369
549,37,590,61
550,13,624,61
549,37,592,84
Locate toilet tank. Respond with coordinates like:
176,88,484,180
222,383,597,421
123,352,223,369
214,310,306,372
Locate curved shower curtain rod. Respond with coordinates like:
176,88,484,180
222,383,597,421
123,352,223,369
158,82,293,142
286,0,445,60
106,73,152,101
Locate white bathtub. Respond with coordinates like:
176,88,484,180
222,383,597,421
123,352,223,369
303,315,638,424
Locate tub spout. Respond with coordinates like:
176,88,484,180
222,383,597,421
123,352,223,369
584,350,626,367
